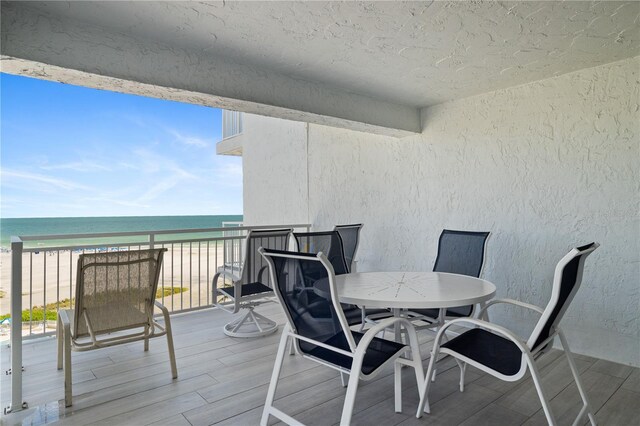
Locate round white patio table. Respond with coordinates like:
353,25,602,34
319,271,497,342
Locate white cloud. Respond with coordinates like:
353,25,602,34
41,160,111,172
1,169,90,191
131,148,199,179
136,170,199,203
167,129,211,148
83,197,150,208
137,178,182,203
212,160,243,188
123,148,200,204
216,162,243,179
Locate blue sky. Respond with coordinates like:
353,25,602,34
1,73,243,218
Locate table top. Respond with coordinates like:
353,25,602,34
329,271,496,309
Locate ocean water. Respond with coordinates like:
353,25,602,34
0,215,243,249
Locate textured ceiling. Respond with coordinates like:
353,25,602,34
18,1,640,108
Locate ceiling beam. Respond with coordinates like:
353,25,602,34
1,2,420,137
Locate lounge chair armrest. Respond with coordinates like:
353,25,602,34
154,300,169,314
58,309,72,330
478,298,544,319
153,300,172,329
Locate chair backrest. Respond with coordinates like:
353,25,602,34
293,231,349,276
74,248,167,338
260,248,356,354
433,229,490,278
240,229,292,286
527,243,599,352
334,224,363,273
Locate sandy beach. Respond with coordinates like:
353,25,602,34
0,244,231,338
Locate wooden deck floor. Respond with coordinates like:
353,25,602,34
1,304,638,426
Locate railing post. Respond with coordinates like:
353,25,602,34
149,233,155,250
7,236,27,413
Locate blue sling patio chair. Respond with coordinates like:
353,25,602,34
294,228,391,330
406,229,490,329
259,248,425,426
417,243,599,426
333,223,363,273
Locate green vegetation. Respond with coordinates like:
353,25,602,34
0,287,188,322
0,299,70,322
156,287,188,298
0,290,6,299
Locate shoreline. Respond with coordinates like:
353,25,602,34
0,214,243,249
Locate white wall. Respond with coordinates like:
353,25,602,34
242,115,309,226
242,57,640,366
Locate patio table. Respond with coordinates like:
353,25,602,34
317,271,496,342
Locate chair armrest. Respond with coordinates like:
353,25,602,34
256,265,269,284
362,316,403,338
290,317,419,367
357,317,419,353
59,309,72,329
153,300,174,339
154,300,169,313
212,270,239,289
436,317,531,354
212,272,242,313
478,298,544,319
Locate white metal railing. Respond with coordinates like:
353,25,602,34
4,222,310,413
222,110,243,139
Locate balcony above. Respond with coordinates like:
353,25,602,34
217,110,244,156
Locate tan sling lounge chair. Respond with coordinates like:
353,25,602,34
57,248,177,407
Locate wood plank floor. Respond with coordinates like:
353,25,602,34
1,305,638,426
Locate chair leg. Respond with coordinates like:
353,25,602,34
359,307,366,332
454,359,466,392
252,311,278,330
144,325,150,352
558,331,597,426
163,311,178,379
340,363,362,426
261,326,290,426
225,308,278,338
63,323,72,407
340,372,349,388
416,347,438,417
57,316,63,371
394,362,402,412
429,332,451,383
402,322,425,414
527,355,557,426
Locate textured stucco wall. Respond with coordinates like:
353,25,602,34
242,57,640,366
241,114,309,226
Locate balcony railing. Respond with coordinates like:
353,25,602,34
4,222,310,412
222,110,243,139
